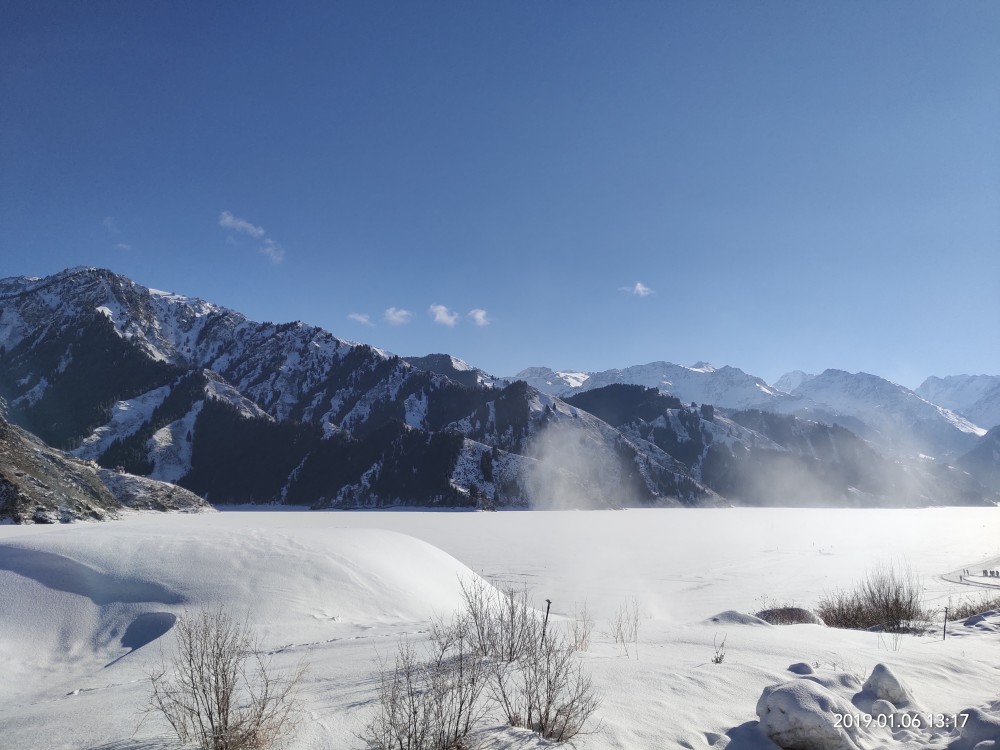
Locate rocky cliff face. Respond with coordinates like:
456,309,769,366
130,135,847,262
0,413,208,523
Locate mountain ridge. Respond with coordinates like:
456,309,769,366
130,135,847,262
510,361,986,460
1,267,996,512
0,268,718,511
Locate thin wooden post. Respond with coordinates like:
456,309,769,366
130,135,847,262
942,607,948,641
541,599,552,646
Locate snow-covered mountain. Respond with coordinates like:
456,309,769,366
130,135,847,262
0,268,715,510
778,369,985,459
562,384,992,507
512,361,985,460
958,426,1000,493
916,374,1000,430
403,353,501,389
507,361,787,409
1,268,994,511
772,370,816,393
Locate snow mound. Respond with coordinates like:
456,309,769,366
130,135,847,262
756,678,864,750
954,708,1000,749
962,610,1000,632
862,663,916,709
0,525,480,701
704,610,771,626
870,699,896,719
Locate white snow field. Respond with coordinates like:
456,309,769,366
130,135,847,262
1,507,998,750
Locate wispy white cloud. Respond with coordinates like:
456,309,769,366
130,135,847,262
429,304,459,327
620,281,654,297
467,308,490,326
348,313,374,327
115,242,131,251
218,211,265,238
219,210,286,264
259,238,284,264
384,307,413,326
102,216,119,234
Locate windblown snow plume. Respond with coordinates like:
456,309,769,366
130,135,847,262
524,420,640,510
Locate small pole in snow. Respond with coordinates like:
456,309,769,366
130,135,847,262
942,607,948,641
542,599,552,646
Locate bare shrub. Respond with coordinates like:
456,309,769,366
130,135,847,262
951,592,1000,620
754,606,821,625
147,607,304,750
711,633,726,664
876,629,903,652
362,615,489,750
610,597,640,659
457,575,601,743
460,576,539,664
489,629,601,742
817,562,926,632
571,603,594,652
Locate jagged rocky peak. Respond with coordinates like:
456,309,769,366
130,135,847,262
403,353,501,389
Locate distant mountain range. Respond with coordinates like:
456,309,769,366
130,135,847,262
0,267,996,520
507,363,988,459
915,374,1000,433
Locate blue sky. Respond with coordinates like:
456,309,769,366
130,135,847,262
2,1,998,387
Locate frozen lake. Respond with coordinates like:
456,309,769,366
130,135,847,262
1,506,997,749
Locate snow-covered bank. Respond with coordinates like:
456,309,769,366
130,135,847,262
0,508,997,749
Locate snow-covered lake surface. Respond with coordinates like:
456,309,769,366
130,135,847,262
1,507,998,749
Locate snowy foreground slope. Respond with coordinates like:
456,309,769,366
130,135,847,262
1,508,998,750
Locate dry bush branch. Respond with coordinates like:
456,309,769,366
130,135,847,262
363,614,490,750
365,575,602,745
817,562,926,632
951,591,1000,620
610,597,640,659
147,607,304,750
571,603,594,653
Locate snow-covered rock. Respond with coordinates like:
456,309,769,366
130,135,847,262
704,610,771,626
861,663,916,709
756,679,865,750
96,468,209,513
955,707,1000,748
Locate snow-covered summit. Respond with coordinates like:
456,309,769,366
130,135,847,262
917,374,1000,430
0,266,223,364
510,359,988,460
403,353,502,389
508,361,786,410
916,374,1000,412
780,369,985,458
773,370,816,394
